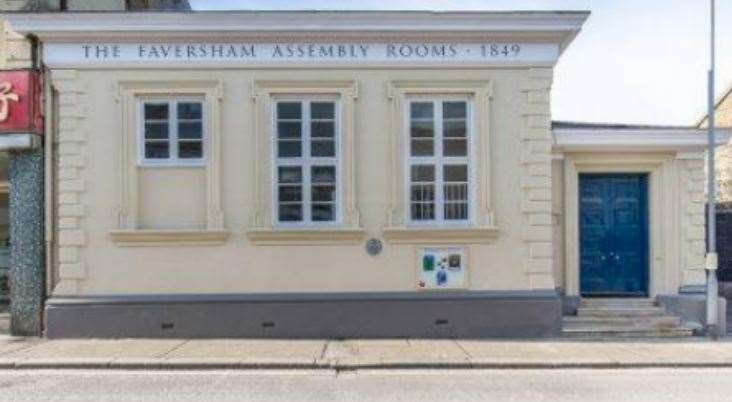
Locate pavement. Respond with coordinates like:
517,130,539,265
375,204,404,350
3,336,732,370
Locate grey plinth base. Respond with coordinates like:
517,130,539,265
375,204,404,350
45,290,561,339
657,292,727,336
9,148,45,336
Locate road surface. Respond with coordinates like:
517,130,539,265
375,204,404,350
0,368,728,401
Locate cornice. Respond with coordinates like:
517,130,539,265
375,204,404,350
4,11,588,50
553,127,732,152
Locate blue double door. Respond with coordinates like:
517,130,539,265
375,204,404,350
579,174,649,297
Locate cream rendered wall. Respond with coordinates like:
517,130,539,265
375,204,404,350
138,168,206,229
50,67,552,296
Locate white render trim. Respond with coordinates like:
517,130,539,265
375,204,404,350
0,133,41,150
553,128,732,152
270,97,342,227
136,97,207,167
5,11,588,42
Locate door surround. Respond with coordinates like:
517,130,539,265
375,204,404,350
563,153,679,297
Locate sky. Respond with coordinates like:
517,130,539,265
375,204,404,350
189,0,732,126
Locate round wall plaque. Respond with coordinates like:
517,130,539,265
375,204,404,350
366,238,383,256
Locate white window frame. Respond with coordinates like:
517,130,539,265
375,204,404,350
404,95,475,226
137,96,207,167
271,95,343,227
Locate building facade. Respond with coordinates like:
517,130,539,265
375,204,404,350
2,10,729,338
699,86,732,202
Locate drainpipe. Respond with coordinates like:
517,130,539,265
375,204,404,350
706,0,719,339
43,49,54,297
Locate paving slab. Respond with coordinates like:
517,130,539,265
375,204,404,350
163,339,325,367
322,339,469,366
3,339,186,360
610,341,732,364
457,341,571,365
0,335,41,356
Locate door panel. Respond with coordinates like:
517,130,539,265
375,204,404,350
579,174,648,297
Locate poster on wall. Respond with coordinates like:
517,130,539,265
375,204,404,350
417,247,467,290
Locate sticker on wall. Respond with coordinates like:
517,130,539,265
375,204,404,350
417,247,467,290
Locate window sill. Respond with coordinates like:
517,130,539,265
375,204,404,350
382,226,500,244
110,229,230,247
247,227,366,245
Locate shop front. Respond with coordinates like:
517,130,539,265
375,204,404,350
3,10,728,338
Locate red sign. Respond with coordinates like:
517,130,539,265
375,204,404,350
0,70,43,135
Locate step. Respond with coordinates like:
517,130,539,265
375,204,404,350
562,330,694,339
563,315,681,328
562,326,694,338
580,298,657,307
576,306,667,317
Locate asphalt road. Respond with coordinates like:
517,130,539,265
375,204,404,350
0,368,729,402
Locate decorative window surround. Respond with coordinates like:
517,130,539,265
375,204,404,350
114,80,227,246
109,229,230,247
384,80,497,243
383,226,499,244
247,227,365,246
247,80,363,245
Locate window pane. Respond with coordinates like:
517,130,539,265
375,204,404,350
443,101,467,119
312,204,335,221
443,120,466,138
312,166,336,183
279,204,303,222
311,121,335,138
178,141,203,159
410,102,433,119
278,185,302,202
311,140,335,157
444,164,468,220
444,165,468,182
410,120,434,138
177,102,202,120
411,202,435,221
144,103,168,120
443,139,467,157
410,184,435,202
278,141,301,158
444,202,468,220
178,122,202,139
411,140,434,157
277,122,301,139
145,142,169,159
278,166,302,184
411,165,435,182
277,102,301,119
311,102,335,119
312,185,335,202
144,122,168,140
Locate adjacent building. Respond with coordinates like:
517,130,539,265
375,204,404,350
1,10,729,338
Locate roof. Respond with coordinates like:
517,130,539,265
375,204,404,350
696,84,732,127
552,121,697,131
552,120,732,153
4,10,589,51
